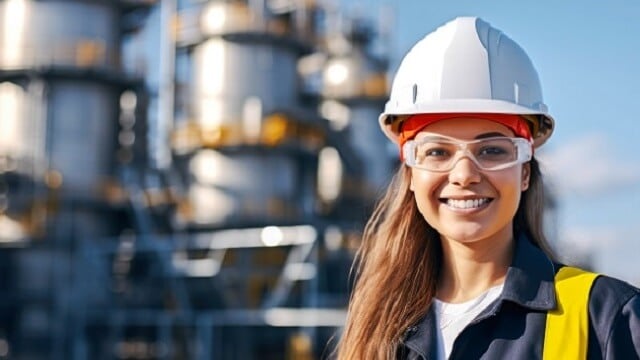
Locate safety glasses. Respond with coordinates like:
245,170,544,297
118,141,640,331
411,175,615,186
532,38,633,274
403,135,533,172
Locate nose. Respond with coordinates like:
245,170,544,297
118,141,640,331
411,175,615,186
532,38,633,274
448,156,481,187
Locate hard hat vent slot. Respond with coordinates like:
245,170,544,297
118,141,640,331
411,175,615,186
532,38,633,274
412,84,418,104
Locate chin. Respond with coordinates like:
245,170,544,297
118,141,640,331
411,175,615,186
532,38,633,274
441,230,487,244
437,221,511,245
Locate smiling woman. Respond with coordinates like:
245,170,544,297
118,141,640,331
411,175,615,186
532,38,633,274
335,16,640,360
409,117,528,249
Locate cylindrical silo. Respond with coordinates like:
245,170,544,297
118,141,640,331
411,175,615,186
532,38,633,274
319,18,394,198
172,0,324,227
0,1,152,358
0,0,145,241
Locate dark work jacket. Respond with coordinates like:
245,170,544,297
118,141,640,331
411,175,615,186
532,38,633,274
397,234,640,359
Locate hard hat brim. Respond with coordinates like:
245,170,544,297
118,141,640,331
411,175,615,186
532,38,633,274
379,99,554,148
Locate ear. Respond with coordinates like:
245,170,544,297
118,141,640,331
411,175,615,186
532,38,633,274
409,171,415,192
521,163,531,191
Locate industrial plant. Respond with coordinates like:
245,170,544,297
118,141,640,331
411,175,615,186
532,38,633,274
0,0,396,358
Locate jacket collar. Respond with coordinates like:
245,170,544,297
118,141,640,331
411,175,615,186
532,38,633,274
401,309,438,359
401,233,557,357
500,232,557,310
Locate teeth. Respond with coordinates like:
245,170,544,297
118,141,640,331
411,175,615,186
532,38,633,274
446,198,490,209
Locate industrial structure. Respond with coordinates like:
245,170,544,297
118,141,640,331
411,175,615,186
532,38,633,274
0,0,395,358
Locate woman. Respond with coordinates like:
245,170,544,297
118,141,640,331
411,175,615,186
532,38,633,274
336,17,640,359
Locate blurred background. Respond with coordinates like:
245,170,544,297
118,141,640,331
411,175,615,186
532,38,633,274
0,0,638,359
0,0,395,358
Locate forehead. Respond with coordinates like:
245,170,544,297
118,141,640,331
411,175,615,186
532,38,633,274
414,117,514,140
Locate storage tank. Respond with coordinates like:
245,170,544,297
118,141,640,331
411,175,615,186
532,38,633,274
0,0,121,70
0,0,147,240
172,0,325,227
0,1,152,357
319,16,395,197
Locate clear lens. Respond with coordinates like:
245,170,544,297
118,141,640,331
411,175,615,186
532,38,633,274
404,136,532,172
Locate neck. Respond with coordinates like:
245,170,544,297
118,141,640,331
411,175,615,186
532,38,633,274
436,229,515,303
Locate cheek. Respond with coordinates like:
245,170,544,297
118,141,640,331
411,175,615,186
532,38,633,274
493,165,524,185
410,171,443,208
492,171,525,205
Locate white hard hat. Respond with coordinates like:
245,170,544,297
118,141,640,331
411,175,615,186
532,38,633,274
379,17,554,148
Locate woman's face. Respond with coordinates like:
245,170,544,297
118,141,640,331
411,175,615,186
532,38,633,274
409,117,530,245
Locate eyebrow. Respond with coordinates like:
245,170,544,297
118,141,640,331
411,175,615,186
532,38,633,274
475,132,510,139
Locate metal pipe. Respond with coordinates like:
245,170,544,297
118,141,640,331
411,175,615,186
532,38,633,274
156,0,177,169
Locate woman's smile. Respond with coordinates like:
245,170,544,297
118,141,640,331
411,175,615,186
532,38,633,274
439,196,493,212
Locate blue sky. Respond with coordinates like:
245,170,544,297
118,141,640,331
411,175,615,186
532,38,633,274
346,0,640,284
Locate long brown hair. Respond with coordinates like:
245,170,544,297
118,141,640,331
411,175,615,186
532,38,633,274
336,157,554,359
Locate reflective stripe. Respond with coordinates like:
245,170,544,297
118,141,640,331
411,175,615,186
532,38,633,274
543,266,599,360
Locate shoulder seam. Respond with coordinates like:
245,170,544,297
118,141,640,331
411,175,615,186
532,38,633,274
597,278,639,356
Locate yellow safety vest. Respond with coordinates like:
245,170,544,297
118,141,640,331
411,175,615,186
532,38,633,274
543,266,599,359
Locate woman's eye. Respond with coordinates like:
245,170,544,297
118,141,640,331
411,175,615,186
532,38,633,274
423,147,449,157
479,146,508,156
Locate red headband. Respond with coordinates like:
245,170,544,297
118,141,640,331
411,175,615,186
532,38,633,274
398,113,533,151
